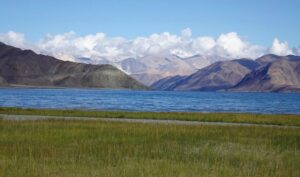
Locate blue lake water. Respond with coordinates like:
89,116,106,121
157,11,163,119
0,88,300,114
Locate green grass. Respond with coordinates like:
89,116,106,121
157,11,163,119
0,120,299,177
0,107,300,126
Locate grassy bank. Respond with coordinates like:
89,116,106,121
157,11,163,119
0,107,300,126
0,120,299,177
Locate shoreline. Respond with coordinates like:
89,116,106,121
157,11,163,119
1,86,300,93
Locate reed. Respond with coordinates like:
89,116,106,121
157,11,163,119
0,120,299,177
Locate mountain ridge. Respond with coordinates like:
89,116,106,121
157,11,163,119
152,55,300,92
78,54,229,86
0,42,147,89
231,56,300,92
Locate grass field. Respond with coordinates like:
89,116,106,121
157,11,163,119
0,119,299,177
1,107,300,126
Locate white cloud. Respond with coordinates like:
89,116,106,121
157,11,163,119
192,37,216,51
269,38,293,56
36,32,127,62
181,28,192,39
296,47,300,55
0,29,297,63
0,31,26,48
216,32,246,57
169,31,265,59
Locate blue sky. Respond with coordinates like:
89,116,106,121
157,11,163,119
0,0,299,47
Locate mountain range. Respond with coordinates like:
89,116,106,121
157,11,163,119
0,42,147,89
1,42,299,92
78,54,228,86
152,54,300,92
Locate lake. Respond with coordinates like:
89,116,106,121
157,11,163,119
0,88,300,114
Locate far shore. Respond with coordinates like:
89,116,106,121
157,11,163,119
2,85,300,94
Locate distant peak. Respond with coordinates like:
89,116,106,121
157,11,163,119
259,54,280,58
286,54,296,57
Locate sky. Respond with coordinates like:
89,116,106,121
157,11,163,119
0,0,299,61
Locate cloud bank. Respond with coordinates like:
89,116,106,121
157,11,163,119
0,29,298,63
269,38,293,56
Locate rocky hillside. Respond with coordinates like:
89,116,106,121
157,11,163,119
152,55,300,92
231,55,300,92
152,59,260,91
0,42,147,89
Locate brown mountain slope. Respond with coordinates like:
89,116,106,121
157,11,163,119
152,59,260,91
151,75,187,91
0,42,147,89
231,56,300,92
